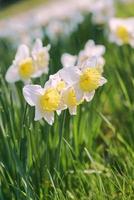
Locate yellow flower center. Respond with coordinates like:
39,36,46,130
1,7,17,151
36,51,49,68
79,68,101,92
116,26,129,43
19,58,34,79
64,88,77,107
67,88,77,106
56,81,66,92
39,88,60,112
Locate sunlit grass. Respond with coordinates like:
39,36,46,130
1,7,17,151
116,2,134,17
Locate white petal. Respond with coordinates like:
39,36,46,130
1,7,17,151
44,112,54,125
99,77,107,86
23,85,44,106
32,38,42,52
59,67,80,85
84,91,95,102
31,70,43,78
73,84,84,102
61,53,77,68
5,64,20,83
34,107,44,121
44,72,60,88
95,45,105,56
56,110,62,116
81,56,97,70
69,106,77,115
15,45,30,62
84,40,95,49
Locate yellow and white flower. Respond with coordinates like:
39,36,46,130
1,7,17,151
32,38,50,76
61,40,105,73
108,17,134,47
5,44,35,83
23,81,63,125
61,53,77,68
46,71,78,115
60,58,107,103
5,39,50,84
77,40,105,73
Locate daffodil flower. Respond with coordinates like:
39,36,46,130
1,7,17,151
23,70,70,125
32,38,50,77
5,44,35,83
5,39,50,84
77,40,105,73
61,40,105,73
60,58,107,103
23,83,63,125
46,71,80,115
108,17,134,47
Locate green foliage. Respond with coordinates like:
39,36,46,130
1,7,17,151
1,8,134,200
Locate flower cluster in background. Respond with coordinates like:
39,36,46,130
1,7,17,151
0,0,133,48
0,0,115,45
61,40,106,73
5,39,50,83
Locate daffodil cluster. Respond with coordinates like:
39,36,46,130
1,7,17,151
61,40,106,73
5,38,50,84
23,57,107,125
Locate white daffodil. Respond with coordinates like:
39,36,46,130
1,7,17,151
23,81,64,125
108,17,134,47
46,70,81,115
60,58,107,103
61,53,77,68
32,38,50,77
5,44,35,83
45,71,78,115
77,40,106,73
91,0,115,25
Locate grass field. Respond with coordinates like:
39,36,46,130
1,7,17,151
0,1,134,200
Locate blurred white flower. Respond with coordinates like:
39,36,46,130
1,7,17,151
45,11,84,43
91,0,115,24
108,17,134,47
61,53,77,68
45,20,66,43
5,44,34,83
61,40,106,73
5,39,50,84
32,38,50,77
77,40,106,72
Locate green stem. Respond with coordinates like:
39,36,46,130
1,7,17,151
54,110,66,182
